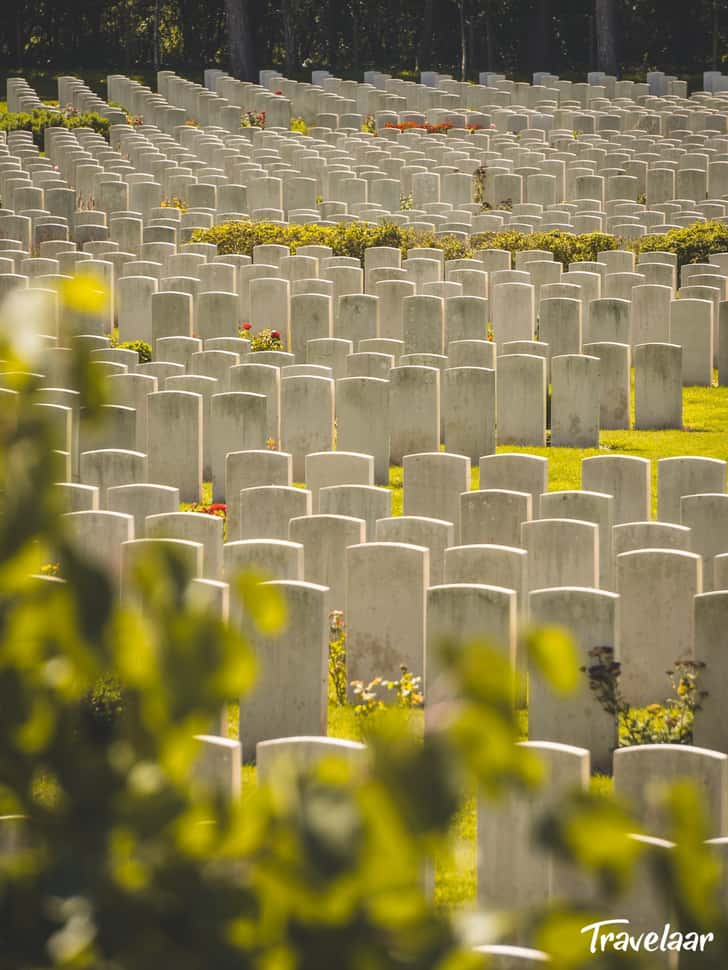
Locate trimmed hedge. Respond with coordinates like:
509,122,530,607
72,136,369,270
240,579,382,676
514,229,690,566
193,221,618,267
193,219,728,270
632,222,728,268
0,108,111,148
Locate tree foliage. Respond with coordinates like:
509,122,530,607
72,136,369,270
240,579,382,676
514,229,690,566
2,0,727,84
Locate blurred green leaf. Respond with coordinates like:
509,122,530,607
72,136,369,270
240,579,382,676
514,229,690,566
524,625,580,695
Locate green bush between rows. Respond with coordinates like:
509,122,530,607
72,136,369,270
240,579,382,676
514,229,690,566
0,107,111,148
193,219,728,270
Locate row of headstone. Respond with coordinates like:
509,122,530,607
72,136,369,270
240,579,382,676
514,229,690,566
54,495,728,766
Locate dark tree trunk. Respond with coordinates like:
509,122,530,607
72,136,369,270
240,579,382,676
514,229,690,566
529,0,551,74
153,0,161,71
484,0,495,72
712,0,720,72
327,0,338,70
282,0,295,75
225,0,256,81
352,0,360,71
459,0,467,79
595,0,617,75
15,6,23,67
418,0,435,69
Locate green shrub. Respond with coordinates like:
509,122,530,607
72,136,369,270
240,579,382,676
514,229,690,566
194,218,728,273
194,220,471,261
193,221,619,267
114,339,152,362
471,229,619,267
0,107,111,148
632,220,728,268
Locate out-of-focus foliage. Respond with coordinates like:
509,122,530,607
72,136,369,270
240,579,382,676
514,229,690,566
1,278,728,969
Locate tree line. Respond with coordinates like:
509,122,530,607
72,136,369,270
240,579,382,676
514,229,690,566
2,0,726,87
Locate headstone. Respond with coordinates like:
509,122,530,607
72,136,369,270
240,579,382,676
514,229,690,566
375,515,454,586
289,514,366,613
693,592,728,753
497,355,546,446
617,549,702,707
657,456,726,523
530,588,619,773
460,489,532,549
522,518,599,591
614,744,728,839
477,742,590,909
427,583,517,731
539,490,614,589
479,453,548,516
402,452,470,533
280,375,334,480
633,343,682,430
681,493,728,592
347,542,429,691
239,485,312,541
442,367,496,461
319,484,391,539
336,377,390,484
147,390,203,502
240,580,328,761
146,511,224,581
550,354,600,448
210,392,267,501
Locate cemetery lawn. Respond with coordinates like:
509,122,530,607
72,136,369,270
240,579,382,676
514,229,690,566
388,384,728,517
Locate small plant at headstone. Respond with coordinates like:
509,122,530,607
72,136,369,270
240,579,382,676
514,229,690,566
161,196,187,211
242,110,266,129
351,665,423,721
247,328,283,351
265,437,278,450
328,610,347,705
187,503,227,518
399,193,413,211
583,645,625,718
290,117,308,135
473,165,487,206
111,339,152,363
361,115,376,134
583,646,708,745
351,677,385,718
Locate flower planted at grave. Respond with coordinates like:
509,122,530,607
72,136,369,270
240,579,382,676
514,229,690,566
243,327,284,352
187,502,227,518
242,110,266,129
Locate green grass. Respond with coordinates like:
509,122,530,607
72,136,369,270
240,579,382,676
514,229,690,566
388,384,728,517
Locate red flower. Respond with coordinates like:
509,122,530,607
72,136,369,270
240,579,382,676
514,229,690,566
271,330,281,339
242,322,252,330
274,90,283,96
